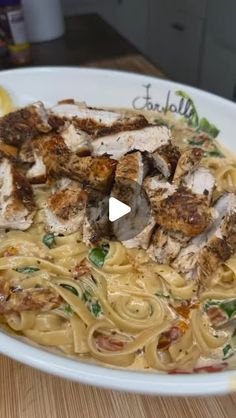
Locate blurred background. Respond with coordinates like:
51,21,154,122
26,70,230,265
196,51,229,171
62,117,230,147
0,0,235,101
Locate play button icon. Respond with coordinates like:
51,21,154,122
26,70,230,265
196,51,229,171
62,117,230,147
109,197,131,222
85,177,151,243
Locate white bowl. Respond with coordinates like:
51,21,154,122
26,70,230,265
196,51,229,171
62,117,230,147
0,67,236,396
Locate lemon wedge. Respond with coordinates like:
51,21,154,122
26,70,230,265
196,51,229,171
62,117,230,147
0,86,14,116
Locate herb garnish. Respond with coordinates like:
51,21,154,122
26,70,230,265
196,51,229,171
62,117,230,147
60,284,79,296
91,300,102,317
88,245,109,268
15,266,40,274
43,233,55,248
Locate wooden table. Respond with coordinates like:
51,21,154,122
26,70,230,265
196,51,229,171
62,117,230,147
0,13,235,418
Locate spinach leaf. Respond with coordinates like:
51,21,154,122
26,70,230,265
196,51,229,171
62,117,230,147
88,245,109,268
220,299,236,318
83,290,92,303
91,300,102,317
204,149,224,158
199,118,220,138
15,266,40,274
154,117,169,127
63,304,74,315
223,344,234,360
176,90,199,127
60,284,79,296
43,233,55,248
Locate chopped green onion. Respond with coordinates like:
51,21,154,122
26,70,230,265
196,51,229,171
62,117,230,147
15,266,40,274
60,284,79,296
43,233,55,248
88,245,109,268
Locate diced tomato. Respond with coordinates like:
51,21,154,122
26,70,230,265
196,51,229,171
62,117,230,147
96,334,125,352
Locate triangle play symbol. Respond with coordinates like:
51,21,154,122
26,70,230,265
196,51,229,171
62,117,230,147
109,197,131,222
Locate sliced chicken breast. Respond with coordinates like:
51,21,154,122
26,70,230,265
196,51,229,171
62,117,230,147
122,218,156,250
173,148,204,184
148,227,188,264
0,142,18,161
0,278,61,314
27,150,47,184
44,184,87,235
0,159,35,230
172,193,236,281
183,166,215,201
92,125,171,160
50,102,148,136
148,143,180,179
0,102,51,147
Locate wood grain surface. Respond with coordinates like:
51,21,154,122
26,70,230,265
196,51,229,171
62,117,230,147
0,354,236,418
0,13,235,418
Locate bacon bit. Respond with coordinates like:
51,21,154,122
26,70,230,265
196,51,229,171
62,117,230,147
96,334,125,352
168,370,192,375
157,326,183,350
73,260,90,279
193,363,228,373
207,306,228,326
171,299,199,319
3,246,18,257
168,363,228,375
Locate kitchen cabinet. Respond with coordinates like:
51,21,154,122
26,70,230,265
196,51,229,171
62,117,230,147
147,1,205,85
100,0,148,53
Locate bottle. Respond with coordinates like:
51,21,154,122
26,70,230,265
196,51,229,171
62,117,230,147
0,0,31,66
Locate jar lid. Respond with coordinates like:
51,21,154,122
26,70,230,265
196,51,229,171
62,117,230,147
0,0,20,6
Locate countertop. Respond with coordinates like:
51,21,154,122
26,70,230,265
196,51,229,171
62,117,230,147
0,13,235,418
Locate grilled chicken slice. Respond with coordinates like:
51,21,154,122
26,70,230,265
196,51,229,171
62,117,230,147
0,278,61,314
60,123,92,156
67,155,117,191
173,148,204,184
44,183,87,235
122,218,156,250
50,102,148,136
173,193,236,281
148,143,180,179
183,166,215,201
153,187,213,237
27,149,47,184
173,148,215,200
38,130,116,191
92,125,171,160
145,174,213,237
198,195,236,282
112,152,154,247
148,227,189,264
27,124,92,184
0,142,18,161
0,159,35,230
0,102,51,147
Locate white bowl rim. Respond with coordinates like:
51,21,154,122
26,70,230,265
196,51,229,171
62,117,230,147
0,66,236,395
